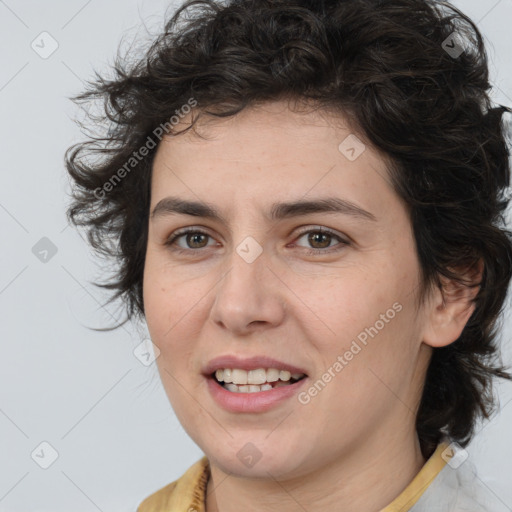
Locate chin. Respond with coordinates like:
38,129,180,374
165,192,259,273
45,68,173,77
202,436,311,480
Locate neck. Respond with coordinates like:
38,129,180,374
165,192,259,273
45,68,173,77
205,430,427,512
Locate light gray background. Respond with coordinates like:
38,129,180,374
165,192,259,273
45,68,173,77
0,0,511,511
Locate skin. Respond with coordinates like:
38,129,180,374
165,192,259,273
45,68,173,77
142,100,478,512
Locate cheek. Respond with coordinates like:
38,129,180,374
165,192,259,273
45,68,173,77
143,264,212,375
293,272,390,338
295,267,417,376
143,267,184,359
143,279,172,342
144,256,196,330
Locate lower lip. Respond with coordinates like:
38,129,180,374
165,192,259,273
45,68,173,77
205,376,308,413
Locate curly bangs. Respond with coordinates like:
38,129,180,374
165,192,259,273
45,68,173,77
65,0,512,459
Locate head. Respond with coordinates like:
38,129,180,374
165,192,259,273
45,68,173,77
66,0,512,471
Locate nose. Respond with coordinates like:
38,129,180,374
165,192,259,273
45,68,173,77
209,245,287,335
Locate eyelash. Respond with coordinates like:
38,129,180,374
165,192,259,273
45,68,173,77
164,226,350,256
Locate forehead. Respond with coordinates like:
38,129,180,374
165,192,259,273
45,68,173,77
150,101,399,221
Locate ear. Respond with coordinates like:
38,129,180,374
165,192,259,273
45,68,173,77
422,259,483,348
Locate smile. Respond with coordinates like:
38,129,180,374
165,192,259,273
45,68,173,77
213,368,307,393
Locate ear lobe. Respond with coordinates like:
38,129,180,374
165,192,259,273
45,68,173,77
422,259,483,348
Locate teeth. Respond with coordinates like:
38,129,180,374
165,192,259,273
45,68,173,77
213,368,306,385
248,369,267,385
224,383,276,393
280,370,291,381
266,368,280,382
223,368,233,383
232,369,248,385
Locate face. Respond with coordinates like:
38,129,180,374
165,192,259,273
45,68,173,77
143,100,433,479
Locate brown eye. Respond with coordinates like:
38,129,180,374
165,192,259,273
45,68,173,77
294,227,349,255
307,232,332,249
185,232,209,249
165,229,217,252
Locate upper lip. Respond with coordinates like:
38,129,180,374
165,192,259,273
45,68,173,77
202,355,308,376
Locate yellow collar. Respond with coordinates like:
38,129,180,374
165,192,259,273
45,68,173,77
138,442,450,512
382,441,449,511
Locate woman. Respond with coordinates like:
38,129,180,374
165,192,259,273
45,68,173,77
65,0,512,510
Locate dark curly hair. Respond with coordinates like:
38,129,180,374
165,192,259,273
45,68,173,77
65,0,512,459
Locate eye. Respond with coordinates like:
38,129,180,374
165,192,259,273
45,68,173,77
164,226,350,256
165,228,218,253
293,227,349,255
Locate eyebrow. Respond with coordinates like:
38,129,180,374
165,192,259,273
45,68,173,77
150,196,377,223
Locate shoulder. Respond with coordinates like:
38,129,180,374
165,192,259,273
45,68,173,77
137,456,210,512
412,455,506,512
137,480,178,512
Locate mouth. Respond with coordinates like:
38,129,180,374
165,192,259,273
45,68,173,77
210,368,307,393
